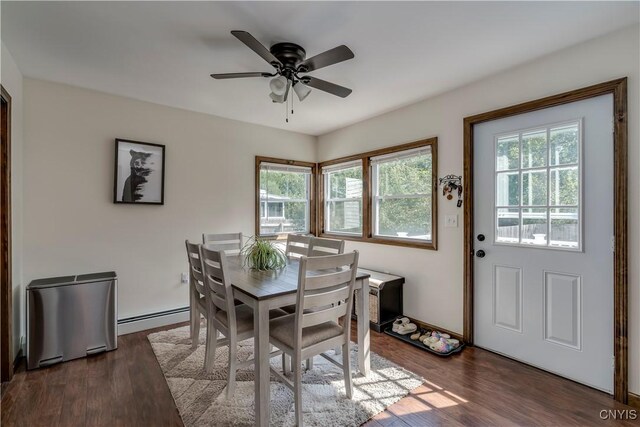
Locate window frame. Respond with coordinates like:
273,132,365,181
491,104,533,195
255,156,316,238
321,159,364,237
318,137,438,250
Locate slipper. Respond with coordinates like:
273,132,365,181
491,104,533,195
410,330,422,340
446,338,460,349
429,337,454,353
419,330,431,341
392,317,410,333
396,323,417,335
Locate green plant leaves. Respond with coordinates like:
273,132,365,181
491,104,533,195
240,236,287,271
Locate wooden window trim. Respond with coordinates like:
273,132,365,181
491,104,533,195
255,156,317,238
317,137,438,250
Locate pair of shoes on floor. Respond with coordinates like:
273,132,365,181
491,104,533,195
422,331,460,353
392,317,417,335
410,329,431,341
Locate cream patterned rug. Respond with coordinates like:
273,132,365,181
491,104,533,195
148,325,423,426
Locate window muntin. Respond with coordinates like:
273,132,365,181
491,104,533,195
371,146,433,242
322,160,363,235
495,121,581,250
259,162,311,236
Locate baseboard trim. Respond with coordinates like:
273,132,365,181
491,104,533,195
628,392,640,409
408,318,464,342
118,306,190,336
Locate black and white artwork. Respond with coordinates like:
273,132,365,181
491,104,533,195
114,139,165,204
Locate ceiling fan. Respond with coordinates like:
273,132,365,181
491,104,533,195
211,31,354,104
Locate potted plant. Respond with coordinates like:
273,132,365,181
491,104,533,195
241,235,287,271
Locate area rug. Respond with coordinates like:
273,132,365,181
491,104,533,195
148,325,423,426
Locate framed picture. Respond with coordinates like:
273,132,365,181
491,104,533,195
113,138,165,205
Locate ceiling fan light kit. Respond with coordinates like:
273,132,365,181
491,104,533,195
211,30,354,122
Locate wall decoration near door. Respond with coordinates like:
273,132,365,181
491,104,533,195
113,139,165,205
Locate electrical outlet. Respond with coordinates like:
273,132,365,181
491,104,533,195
445,214,458,228
181,272,189,284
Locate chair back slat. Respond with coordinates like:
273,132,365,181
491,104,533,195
202,232,243,255
199,245,236,317
285,234,311,257
304,269,354,290
294,251,359,341
301,303,348,328
185,240,206,295
303,286,351,310
308,237,345,257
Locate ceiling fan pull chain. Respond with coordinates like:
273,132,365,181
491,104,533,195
285,97,289,123
291,90,294,115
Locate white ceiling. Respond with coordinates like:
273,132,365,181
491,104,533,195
2,1,638,136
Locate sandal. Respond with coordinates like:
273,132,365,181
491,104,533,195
392,317,410,333
410,329,423,340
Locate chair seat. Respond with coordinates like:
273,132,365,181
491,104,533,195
215,305,287,335
269,314,343,349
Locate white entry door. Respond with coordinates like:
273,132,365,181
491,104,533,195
474,94,614,392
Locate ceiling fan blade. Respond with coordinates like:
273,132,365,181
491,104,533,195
302,76,352,98
297,45,354,72
210,72,272,79
231,30,282,67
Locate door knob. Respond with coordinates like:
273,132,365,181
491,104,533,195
477,234,485,241
476,250,486,258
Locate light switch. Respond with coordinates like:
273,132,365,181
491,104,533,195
445,214,458,228
181,272,189,284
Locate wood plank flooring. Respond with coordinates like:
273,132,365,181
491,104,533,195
1,321,635,426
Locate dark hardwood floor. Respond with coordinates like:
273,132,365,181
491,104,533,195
1,321,635,426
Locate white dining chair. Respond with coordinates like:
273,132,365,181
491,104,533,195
199,245,287,398
269,251,359,425
202,232,243,255
285,233,312,257
185,240,208,349
308,236,345,257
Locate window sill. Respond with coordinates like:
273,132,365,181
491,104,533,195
319,232,437,250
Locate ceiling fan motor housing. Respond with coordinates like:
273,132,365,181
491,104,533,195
270,42,306,71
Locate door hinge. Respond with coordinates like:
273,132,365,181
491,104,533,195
612,355,615,371
611,235,615,252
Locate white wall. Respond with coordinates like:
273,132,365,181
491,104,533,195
1,42,24,359
22,79,315,320
317,25,640,394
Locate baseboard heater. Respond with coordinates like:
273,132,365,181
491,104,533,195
117,306,190,335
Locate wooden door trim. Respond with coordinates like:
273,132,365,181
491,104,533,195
1,84,12,383
463,78,628,403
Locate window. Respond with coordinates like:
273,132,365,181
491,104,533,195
371,146,434,242
322,160,363,235
495,121,581,250
318,138,437,249
256,158,315,237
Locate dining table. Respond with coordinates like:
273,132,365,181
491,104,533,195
226,255,371,427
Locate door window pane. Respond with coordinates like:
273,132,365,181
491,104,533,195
550,208,579,248
521,130,547,169
496,135,519,171
550,124,579,166
496,208,519,243
493,121,581,250
521,208,548,246
522,170,547,206
496,172,520,206
549,166,579,206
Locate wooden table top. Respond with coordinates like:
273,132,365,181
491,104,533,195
226,255,370,301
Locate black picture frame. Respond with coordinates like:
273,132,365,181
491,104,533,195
113,138,165,205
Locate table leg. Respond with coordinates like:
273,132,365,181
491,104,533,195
356,278,370,376
253,300,271,427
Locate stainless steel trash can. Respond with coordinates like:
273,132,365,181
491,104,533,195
27,272,117,369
